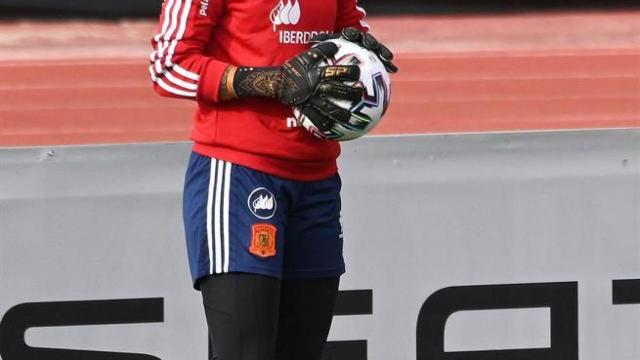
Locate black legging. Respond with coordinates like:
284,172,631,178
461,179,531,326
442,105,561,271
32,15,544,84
201,273,340,360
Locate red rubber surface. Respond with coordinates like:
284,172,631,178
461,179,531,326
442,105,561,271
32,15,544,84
1,12,639,146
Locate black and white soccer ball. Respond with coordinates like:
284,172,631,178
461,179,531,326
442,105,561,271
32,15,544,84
294,38,392,141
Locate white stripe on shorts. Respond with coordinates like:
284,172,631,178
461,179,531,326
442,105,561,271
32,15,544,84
223,162,232,273
206,159,217,274
213,160,224,274
206,158,233,275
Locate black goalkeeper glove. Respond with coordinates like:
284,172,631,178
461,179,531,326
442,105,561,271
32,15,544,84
226,42,363,131
311,27,398,74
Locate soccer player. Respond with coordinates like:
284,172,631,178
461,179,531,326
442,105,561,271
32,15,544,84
150,1,396,359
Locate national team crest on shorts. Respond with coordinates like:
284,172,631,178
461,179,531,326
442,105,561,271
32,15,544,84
248,187,277,219
250,223,277,258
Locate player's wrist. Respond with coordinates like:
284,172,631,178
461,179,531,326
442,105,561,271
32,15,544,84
219,65,239,101
232,66,283,100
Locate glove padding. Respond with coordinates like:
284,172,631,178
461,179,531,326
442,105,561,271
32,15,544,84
279,42,364,132
311,28,398,74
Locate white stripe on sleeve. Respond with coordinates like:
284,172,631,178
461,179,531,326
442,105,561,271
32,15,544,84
163,0,201,79
149,0,201,96
164,71,199,91
171,63,201,81
151,0,177,61
166,0,195,69
149,66,197,97
163,0,183,43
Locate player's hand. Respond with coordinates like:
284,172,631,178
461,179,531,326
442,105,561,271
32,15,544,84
279,42,363,131
311,28,398,74
228,42,363,131
278,42,362,106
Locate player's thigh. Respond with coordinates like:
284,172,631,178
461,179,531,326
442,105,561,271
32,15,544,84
184,153,293,287
201,273,281,360
226,162,297,278
283,173,344,278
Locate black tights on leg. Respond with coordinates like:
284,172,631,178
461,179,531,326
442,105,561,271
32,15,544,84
201,274,339,360
275,277,340,360
201,273,281,360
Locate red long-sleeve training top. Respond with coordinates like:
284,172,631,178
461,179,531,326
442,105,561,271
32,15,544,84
150,0,369,180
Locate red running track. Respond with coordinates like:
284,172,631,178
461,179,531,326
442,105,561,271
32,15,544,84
0,12,639,146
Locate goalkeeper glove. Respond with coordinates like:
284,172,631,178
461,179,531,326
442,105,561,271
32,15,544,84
220,42,363,131
311,27,398,74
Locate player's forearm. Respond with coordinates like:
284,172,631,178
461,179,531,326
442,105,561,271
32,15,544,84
219,65,284,101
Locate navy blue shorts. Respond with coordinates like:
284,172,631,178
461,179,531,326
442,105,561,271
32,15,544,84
183,152,345,289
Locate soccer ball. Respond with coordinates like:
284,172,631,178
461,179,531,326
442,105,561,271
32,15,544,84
294,38,392,141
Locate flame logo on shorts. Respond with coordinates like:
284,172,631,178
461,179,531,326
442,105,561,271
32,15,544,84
253,194,274,212
270,0,301,31
248,188,277,220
